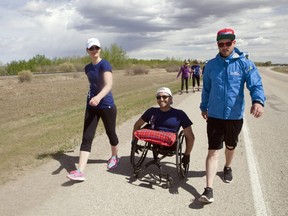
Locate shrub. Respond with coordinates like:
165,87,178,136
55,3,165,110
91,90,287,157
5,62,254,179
73,63,84,72
125,65,149,76
0,65,7,76
166,65,179,73
58,62,76,73
18,70,33,83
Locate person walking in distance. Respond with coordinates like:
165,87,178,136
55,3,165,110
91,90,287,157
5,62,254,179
198,28,266,203
177,60,191,94
191,60,202,92
67,38,119,181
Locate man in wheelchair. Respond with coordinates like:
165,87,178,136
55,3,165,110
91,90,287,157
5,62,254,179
131,87,195,181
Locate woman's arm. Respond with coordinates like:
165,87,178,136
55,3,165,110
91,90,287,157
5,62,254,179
89,71,113,106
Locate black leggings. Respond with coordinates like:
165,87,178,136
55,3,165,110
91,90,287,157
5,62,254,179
80,105,119,152
192,75,200,87
181,77,189,91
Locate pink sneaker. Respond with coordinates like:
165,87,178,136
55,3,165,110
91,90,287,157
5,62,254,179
67,170,85,181
107,156,120,169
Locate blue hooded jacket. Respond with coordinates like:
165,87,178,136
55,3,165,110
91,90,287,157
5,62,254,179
200,48,266,120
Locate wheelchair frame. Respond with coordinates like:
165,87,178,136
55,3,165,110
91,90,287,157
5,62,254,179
130,130,189,187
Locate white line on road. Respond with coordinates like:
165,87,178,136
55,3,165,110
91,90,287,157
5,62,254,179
242,120,269,216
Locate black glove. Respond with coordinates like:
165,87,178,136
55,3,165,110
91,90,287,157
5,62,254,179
182,155,190,167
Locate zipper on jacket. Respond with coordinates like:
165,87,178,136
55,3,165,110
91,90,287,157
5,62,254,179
223,61,228,119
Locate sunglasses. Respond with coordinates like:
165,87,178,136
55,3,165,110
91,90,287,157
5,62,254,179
88,46,100,51
156,95,170,100
217,41,233,48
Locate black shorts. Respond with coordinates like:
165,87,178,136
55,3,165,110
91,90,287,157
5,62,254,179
207,117,243,150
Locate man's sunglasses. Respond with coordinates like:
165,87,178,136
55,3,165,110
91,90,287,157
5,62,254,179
156,95,170,100
88,46,100,51
217,41,233,48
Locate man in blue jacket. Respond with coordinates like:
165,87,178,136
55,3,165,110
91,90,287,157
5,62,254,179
198,28,265,203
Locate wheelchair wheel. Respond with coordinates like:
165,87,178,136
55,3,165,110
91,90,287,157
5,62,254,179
130,138,150,169
176,131,189,179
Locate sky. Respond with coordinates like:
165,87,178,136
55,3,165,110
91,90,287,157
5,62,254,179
0,0,287,65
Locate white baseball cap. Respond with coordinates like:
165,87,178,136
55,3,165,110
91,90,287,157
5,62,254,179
156,87,172,97
86,38,101,49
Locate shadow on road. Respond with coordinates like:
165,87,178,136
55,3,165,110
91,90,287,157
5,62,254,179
48,152,106,175
38,151,106,186
45,153,207,209
108,156,206,209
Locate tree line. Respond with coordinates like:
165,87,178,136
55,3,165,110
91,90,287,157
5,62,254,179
0,43,276,76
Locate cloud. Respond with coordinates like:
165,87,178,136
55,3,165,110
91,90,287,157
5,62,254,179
0,0,287,64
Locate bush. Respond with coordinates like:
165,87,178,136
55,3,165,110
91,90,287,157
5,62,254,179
125,65,149,76
0,65,7,76
18,70,33,83
73,63,84,72
166,65,179,73
58,62,76,73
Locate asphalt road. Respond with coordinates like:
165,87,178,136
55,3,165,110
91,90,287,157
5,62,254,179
0,67,287,216
242,67,288,216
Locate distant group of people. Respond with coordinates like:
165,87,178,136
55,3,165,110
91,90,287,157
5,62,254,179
177,59,203,94
66,28,266,205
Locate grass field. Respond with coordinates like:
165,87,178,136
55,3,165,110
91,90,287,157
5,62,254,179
0,68,180,184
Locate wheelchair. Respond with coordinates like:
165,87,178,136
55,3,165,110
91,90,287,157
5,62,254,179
130,126,189,187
